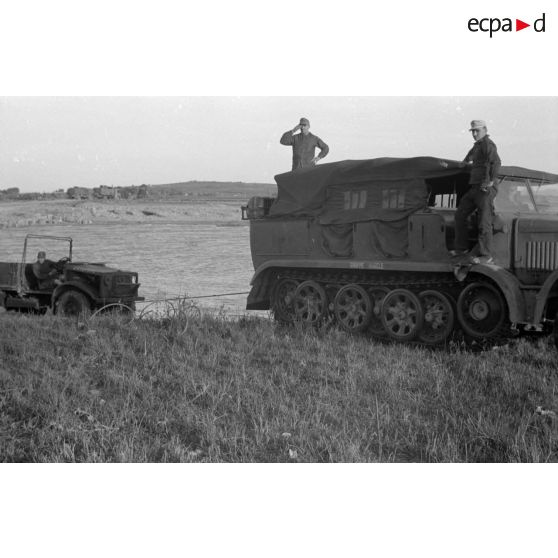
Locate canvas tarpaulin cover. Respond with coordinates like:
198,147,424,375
269,156,467,258
270,156,468,223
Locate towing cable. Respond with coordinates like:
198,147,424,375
88,290,253,321
139,291,250,304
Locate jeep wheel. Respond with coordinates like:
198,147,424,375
56,290,91,318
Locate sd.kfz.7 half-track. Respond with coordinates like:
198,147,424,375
242,157,558,348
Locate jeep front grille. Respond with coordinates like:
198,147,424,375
525,241,558,271
115,275,134,285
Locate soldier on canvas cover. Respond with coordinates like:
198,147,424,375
280,118,329,171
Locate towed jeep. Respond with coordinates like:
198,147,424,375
242,156,558,347
0,234,144,316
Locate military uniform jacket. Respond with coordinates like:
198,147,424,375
464,134,501,188
280,130,329,170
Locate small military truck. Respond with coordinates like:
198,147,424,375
0,234,144,316
242,157,558,347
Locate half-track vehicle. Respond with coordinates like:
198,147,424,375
242,157,558,347
0,234,144,316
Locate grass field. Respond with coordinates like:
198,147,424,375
1,308,557,462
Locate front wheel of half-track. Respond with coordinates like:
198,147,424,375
456,282,507,340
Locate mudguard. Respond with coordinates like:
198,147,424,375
52,281,97,306
250,260,320,286
464,264,527,324
533,270,558,324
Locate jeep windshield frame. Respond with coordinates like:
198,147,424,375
22,234,73,264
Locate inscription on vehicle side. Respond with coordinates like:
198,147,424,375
349,262,384,269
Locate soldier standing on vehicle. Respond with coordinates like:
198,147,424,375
280,118,329,171
32,251,61,289
452,120,501,264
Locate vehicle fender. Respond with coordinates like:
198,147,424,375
533,270,558,323
248,260,311,310
468,264,526,323
52,281,97,306
250,260,306,285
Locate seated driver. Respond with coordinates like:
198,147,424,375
32,251,63,289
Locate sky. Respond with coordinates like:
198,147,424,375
1,96,558,192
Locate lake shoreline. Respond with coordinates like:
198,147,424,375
0,199,247,228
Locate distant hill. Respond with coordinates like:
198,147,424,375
147,180,276,198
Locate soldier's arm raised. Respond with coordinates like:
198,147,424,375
280,124,301,145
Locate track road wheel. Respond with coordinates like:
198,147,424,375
380,289,423,342
293,280,327,326
418,290,455,345
334,284,372,333
554,311,558,352
368,287,390,336
456,282,506,339
56,290,91,318
271,278,299,323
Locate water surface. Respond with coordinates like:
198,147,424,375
0,221,258,315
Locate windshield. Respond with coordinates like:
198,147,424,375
529,182,558,214
494,178,535,213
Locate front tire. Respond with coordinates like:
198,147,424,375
456,282,506,340
56,290,91,318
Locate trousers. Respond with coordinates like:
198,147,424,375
454,184,497,256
